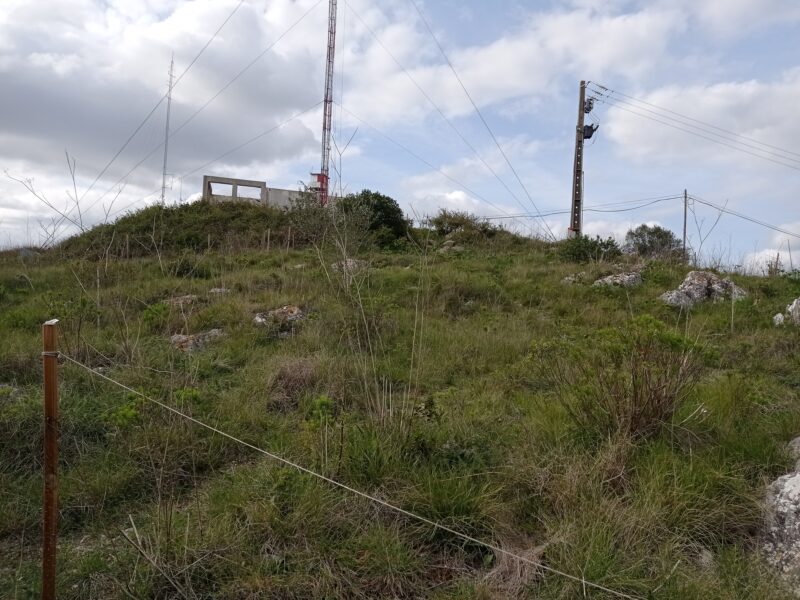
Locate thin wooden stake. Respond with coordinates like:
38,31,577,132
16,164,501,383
266,228,271,252
41,319,60,600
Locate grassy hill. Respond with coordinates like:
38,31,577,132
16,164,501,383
2,201,800,598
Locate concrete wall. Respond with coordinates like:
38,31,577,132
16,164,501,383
203,175,304,209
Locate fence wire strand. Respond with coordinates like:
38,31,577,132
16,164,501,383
58,351,644,600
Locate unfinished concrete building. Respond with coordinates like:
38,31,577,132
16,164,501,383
202,175,304,209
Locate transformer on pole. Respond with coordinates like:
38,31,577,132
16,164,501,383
314,0,337,206
569,80,598,237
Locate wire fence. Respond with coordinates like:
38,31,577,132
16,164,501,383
56,349,644,600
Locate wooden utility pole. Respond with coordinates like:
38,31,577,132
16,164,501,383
569,81,587,238
683,189,688,259
41,319,60,600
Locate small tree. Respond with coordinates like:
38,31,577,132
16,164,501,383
624,224,682,258
336,189,409,246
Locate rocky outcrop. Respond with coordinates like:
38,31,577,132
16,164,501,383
593,272,642,288
765,437,800,595
772,299,800,327
170,329,224,352
660,271,747,308
208,287,229,295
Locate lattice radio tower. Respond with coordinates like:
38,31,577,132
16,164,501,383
314,0,337,205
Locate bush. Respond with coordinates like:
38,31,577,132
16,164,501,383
533,316,701,442
337,189,409,246
428,210,498,238
558,234,621,263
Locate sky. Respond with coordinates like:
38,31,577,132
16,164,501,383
1,0,800,271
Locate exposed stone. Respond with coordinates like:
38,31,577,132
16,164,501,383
331,258,368,274
775,313,787,327
165,294,199,307
592,272,642,288
788,299,800,326
765,457,800,594
437,240,465,254
291,263,307,270
254,305,305,326
561,272,587,285
660,271,747,308
331,258,368,285
208,287,229,295
170,329,224,352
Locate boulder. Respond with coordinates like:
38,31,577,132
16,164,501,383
331,258,368,285
331,258,367,274
254,305,305,326
788,299,800,326
170,329,224,352
775,313,787,327
765,440,800,594
660,271,747,308
208,288,229,295
593,272,642,288
561,272,587,285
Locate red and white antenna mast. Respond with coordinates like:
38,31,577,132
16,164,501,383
316,0,337,205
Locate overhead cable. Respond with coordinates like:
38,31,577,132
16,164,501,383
406,0,557,240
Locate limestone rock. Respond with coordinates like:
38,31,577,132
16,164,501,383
593,272,642,288
170,329,224,352
438,240,465,254
763,436,800,594
208,287,229,295
561,272,587,285
775,313,787,327
788,299,800,326
660,271,747,308
331,258,368,284
254,305,305,326
331,258,367,274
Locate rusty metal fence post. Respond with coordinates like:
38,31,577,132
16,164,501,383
41,319,60,600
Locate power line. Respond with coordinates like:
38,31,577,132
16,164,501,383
406,0,556,241
689,194,800,240
593,96,800,172
83,0,324,217
481,194,683,220
589,83,800,160
346,3,543,238
335,102,548,236
169,0,324,140
58,351,644,600
79,0,247,201
106,102,324,220
588,87,800,167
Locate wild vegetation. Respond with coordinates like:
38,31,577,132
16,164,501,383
1,197,800,598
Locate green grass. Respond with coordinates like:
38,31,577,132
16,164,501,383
2,203,800,598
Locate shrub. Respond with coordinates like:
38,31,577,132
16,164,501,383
533,316,701,442
428,209,498,238
558,234,621,263
337,189,409,246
